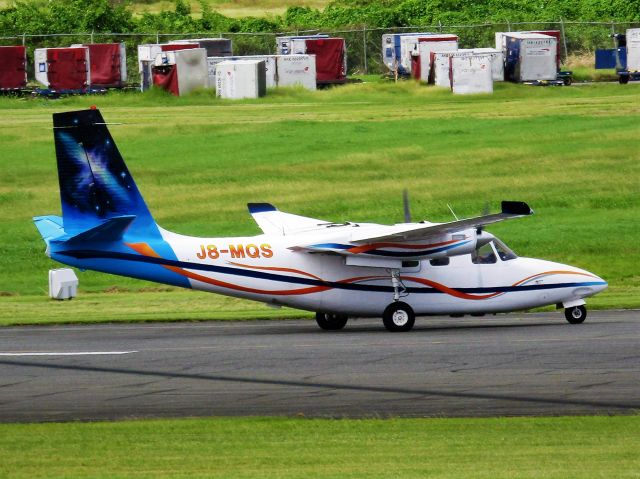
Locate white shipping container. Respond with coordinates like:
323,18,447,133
626,28,640,71
431,50,474,87
472,48,504,81
49,268,78,300
417,37,458,82
154,48,208,94
451,54,493,94
504,33,557,81
34,48,48,86
276,54,316,90
216,59,266,99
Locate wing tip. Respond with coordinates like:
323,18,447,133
501,201,533,216
248,202,277,214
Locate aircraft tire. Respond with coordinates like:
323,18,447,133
315,312,348,331
382,302,415,332
564,305,587,324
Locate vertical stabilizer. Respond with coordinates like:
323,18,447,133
53,108,159,238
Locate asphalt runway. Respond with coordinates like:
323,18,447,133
0,310,638,422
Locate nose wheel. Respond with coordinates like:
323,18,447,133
564,305,587,324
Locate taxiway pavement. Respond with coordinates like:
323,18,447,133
0,310,638,422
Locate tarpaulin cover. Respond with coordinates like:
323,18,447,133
86,43,121,87
47,48,88,90
411,55,420,80
161,43,198,52
152,65,179,96
0,46,26,89
305,38,345,83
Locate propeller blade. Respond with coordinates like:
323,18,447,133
403,189,411,223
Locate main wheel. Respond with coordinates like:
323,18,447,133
564,305,587,324
382,302,415,332
315,312,348,331
619,75,630,84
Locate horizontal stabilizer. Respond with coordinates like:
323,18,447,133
33,215,65,243
62,215,136,243
248,203,329,236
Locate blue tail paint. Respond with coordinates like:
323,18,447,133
52,108,160,238
34,109,191,289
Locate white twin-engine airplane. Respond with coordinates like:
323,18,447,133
34,108,607,332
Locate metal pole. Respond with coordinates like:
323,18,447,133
362,25,368,74
560,18,568,60
22,33,26,46
156,32,160,43
507,20,511,32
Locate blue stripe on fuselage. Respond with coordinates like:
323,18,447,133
56,248,606,296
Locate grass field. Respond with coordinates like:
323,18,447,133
1,81,639,323
1,415,638,478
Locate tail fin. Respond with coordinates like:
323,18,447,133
53,108,159,238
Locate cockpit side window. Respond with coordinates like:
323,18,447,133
430,257,450,266
471,242,497,264
494,238,518,261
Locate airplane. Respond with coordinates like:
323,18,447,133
34,108,608,332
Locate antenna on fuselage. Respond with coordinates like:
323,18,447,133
402,189,412,223
446,204,459,221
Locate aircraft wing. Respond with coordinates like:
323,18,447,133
349,201,533,243
248,203,332,236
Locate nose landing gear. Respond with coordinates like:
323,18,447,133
564,305,587,324
383,269,415,332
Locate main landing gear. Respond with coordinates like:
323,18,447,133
564,305,587,324
382,269,415,332
315,312,349,330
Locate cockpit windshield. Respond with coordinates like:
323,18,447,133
493,237,517,261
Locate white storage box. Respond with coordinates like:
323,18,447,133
503,33,557,81
153,48,208,95
216,59,267,99
432,50,474,87
451,54,493,94
275,54,316,90
626,28,640,71
416,35,458,82
472,48,504,81
49,268,78,300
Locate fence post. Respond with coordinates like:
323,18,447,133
559,18,568,60
438,21,442,33
91,30,94,44
362,25,368,74
507,20,511,32
22,33,26,46
156,32,160,43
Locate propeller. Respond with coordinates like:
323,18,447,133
402,189,412,223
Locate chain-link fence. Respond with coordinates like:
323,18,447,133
1,20,638,80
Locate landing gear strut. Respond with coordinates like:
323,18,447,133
564,305,587,324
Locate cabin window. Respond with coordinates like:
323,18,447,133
472,243,497,264
429,257,450,266
401,260,421,273
494,238,518,261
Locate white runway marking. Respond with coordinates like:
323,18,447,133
0,351,138,357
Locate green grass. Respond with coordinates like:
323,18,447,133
0,416,638,478
1,82,639,323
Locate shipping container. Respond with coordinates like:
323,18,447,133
626,28,640,71
450,54,493,94
169,38,232,57
35,47,90,90
382,33,433,75
471,48,504,81
275,54,316,90
216,59,267,99
138,43,198,90
431,50,474,87
502,33,557,82
152,48,208,96
412,35,458,82
72,43,127,87
277,35,345,84
206,55,277,88
0,45,27,89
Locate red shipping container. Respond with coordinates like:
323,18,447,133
0,46,27,89
304,38,346,83
86,43,123,87
47,48,89,90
